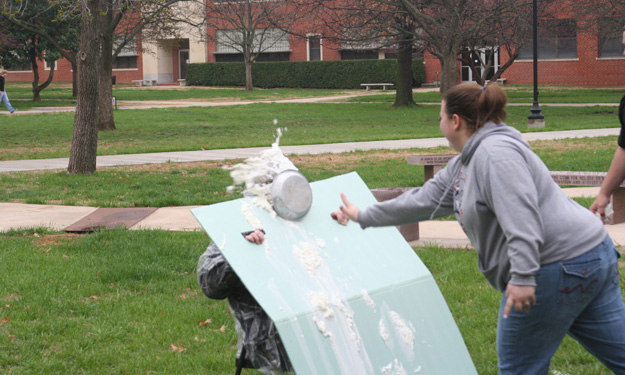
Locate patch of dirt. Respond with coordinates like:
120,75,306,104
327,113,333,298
95,148,456,173
33,233,82,248
529,137,607,152
99,160,225,173
2,294,21,302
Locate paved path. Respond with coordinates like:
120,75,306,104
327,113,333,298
1,126,622,248
0,128,619,173
1,92,622,246
2,87,619,115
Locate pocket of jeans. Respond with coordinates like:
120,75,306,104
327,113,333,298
612,248,621,287
557,258,602,305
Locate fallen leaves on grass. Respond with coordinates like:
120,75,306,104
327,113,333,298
199,318,212,327
169,342,186,353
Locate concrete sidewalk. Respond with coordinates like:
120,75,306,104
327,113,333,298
0,127,622,248
0,128,618,173
3,186,624,248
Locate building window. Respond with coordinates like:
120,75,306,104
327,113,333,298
113,37,138,69
113,56,138,69
214,52,290,62
5,61,30,72
308,35,321,61
598,18,624,57
216,28,290,54
340,50,378,60
44,59,57,70
519,19,577,59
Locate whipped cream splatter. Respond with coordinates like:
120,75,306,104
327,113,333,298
390,311,416,350
309,291,334,319
293,241,324,275
361,289,375,309
225,127,297,216
381,359,407,375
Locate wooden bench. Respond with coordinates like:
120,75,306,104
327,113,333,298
131,80,143,87
407,154,457,181
360,83,394,91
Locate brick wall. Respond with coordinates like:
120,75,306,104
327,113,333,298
6,54,143,85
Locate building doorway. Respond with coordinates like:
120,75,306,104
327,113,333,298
179,49,189,80
461,48,499,83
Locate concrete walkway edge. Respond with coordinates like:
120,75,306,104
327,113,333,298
1,127,623,248
0,128,619,173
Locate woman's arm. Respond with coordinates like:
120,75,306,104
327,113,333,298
591,146,625,220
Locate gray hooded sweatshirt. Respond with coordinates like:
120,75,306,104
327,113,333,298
358,122,607,292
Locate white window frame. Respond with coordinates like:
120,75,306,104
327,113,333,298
44,60,57,71
461,47,500,83
306,34,323,61
216,28,290,54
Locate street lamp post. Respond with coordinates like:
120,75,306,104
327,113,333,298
528,0,545,128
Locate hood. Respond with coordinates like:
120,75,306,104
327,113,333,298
460,122,528,165
428,121,527,220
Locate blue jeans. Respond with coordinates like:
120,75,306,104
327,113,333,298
497,236,625,375
1,91,15,113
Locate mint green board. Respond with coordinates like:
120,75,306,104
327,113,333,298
192,172,477,374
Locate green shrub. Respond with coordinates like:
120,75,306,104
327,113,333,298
186,59,425,89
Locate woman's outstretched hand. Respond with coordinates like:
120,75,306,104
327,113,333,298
331,193,360,226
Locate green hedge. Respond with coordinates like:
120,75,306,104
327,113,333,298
186,59,425,89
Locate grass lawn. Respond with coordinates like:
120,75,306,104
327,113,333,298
6,83,358,109
0,102,619,161
348,85,625,104
1,85,623,374
0,137,616,207
0,229,620,374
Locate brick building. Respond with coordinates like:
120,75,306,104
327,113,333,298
4,3,625,88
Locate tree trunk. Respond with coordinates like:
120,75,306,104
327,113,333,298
97,9,116,132
439,50,459,94
68,0,101,175
392,34,416,108
33,62,55,102
71,63,78,97
244,56,253,91
28,46,41,101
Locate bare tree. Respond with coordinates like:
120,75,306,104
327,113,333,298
68,0,101,175
460,7,534,87
575,0,625,58
293,0,421,107
398,0,534,93
96,0,208,131
0,24,60,100
1,0,81,96
206,0,306,91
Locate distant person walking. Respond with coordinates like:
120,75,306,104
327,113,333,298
0,70,16,114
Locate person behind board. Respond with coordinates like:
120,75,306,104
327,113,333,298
197,230,293,375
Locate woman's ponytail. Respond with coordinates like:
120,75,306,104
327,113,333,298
477,84,507,128
443,83,507,131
